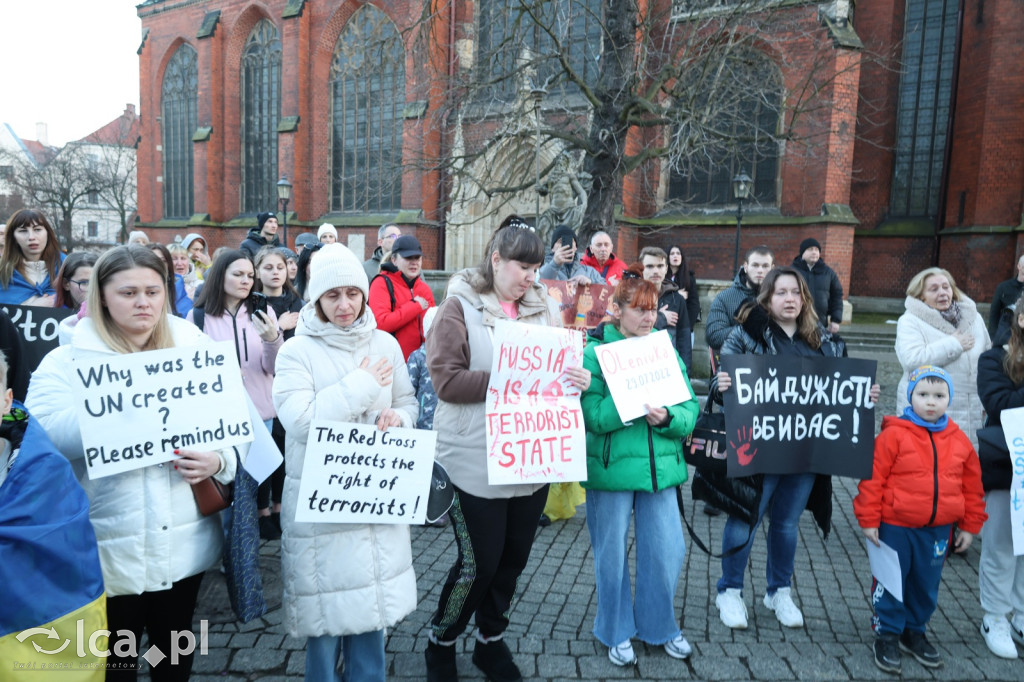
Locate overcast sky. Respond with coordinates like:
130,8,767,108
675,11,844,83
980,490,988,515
0,0,141,147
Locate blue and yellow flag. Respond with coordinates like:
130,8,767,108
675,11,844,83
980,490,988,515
0,406,106,681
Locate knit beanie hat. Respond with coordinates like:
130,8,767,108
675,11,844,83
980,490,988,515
798,238,821,256
906,365,953,403
551,224,578,250
317,223,338,241
307,243,369,304
257,212,275,231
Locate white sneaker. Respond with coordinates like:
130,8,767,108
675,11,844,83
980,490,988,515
716,588,748,629
1011,614,1024,646
763,587,804,628
663,634,692,659
608,640,637,666
981,614,1019,659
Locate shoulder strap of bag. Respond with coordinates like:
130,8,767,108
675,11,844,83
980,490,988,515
676,486,755,558
371,273,397,311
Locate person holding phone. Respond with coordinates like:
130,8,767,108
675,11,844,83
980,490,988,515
188,250,282,538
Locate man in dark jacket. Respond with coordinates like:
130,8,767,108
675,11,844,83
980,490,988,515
539,225,606,285
988,253,1024,342
240,211,281,257
705,246,775,359
363,223,403,281
791,238,843,334
641,246,692,371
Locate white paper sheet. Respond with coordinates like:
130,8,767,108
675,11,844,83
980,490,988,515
866,538,903,602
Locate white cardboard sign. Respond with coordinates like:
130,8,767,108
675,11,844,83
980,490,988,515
295,420,437,524
999,406,1024,556
71,341,253,479
485,320,587,485
594,330,691,423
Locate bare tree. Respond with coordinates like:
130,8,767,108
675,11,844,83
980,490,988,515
400,0,871,244
0,144,93,248
86,120,140,245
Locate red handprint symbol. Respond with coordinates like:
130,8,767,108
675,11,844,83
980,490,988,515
730,426,758,466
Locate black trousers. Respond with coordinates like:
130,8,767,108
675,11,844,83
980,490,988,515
430,485,548,641
257,418,286,509
105,573,204,682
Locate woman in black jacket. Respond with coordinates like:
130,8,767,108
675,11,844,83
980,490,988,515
975,293,1024,658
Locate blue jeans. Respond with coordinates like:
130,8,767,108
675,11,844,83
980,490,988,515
305,630,385,682
718,473,817,595
586,487,686,647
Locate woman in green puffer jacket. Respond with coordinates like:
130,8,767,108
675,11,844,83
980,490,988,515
580,264,699,668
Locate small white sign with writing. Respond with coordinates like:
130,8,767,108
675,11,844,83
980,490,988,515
72,342,253,479
999,406,1024,556
594,330,690,423
295,421,437,524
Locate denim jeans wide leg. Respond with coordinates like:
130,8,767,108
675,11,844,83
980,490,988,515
341,629,386,682
305,631,386,682
305,636,342,682
586,489,638,646
718,475,780,593
633,487,686,644
764,473,817,594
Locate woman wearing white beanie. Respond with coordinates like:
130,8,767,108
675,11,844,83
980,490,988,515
317,222,338,244
272,242,418,681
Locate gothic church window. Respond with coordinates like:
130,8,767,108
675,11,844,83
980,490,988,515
241,19,282,213
161,43,197,219
330,5,405,213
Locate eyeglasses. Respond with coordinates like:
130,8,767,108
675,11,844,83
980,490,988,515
383,233,401,241
69,279,89,288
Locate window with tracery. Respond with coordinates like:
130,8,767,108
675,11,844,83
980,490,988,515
330,5,405,212
162,44,197,219
241,20,281,213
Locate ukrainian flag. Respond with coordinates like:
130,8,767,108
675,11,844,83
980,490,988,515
0,407,106,681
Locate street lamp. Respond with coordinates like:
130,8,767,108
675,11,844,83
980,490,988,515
276,176,292,248
731,170,752,274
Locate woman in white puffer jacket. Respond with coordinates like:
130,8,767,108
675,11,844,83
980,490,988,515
272,243,418,682
895,266,991,449
27,245,241,681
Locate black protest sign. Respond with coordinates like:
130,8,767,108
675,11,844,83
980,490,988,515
0,304,74,372
720,355,877,479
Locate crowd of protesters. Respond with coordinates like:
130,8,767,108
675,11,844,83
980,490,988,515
1,205,1022,682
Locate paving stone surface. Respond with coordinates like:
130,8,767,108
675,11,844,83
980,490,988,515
145,345,1023,680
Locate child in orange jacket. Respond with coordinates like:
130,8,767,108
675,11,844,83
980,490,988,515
854,365,987,675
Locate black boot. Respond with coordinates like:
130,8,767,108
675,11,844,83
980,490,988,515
425,640,458,682
258,515,281,540
472,638,521,682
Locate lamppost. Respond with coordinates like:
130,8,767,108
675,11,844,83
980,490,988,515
276,176,292,248
531,84,547,226
731,170,752,274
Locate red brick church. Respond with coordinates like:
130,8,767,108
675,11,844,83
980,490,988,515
134,0,1024,300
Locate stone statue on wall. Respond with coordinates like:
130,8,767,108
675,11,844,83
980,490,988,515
536,153,592,247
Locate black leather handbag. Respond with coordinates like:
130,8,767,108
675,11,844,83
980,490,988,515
684,399,727,474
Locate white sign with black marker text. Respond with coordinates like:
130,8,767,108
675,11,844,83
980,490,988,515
71,341,253,479
295,420,437,525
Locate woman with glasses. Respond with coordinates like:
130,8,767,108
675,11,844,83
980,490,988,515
54,252,98,312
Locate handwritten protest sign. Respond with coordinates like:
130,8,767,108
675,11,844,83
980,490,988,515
720,355,877,478
594,330,691,423
295,421,437,524
71,341,253,479
998,406,1024,555
485,320,586,484
541,280,614,330
0,304,74,372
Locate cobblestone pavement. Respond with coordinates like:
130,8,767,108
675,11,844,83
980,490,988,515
173,349,1023,681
